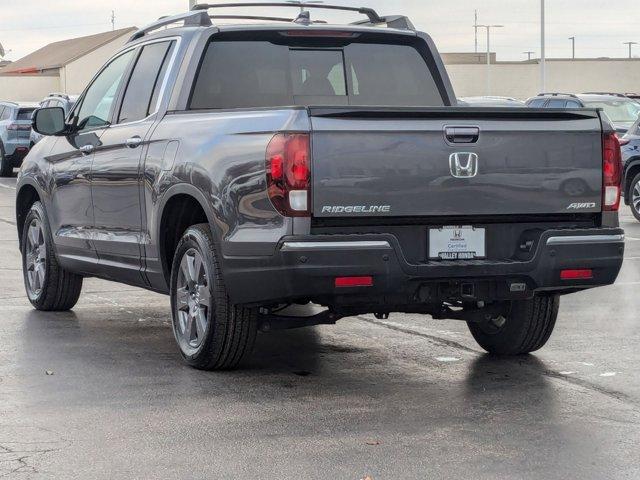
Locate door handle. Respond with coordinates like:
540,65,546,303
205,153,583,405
80,144,94,155
126,136,143,149
445,126,480,144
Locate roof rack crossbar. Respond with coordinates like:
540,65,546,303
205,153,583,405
129,11,212,42
351,15,415,30
192,3,384,24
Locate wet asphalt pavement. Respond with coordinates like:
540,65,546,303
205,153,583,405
0,174,639,479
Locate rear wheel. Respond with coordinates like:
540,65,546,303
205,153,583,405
170,224,257,370
467,295,559,355
628,172,640,222
0,143,12,177
21,202,83,311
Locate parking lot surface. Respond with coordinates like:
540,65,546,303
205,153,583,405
0,175,639,479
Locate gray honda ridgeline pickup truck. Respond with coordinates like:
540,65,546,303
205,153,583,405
18,4,624,370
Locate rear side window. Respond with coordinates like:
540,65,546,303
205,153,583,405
0,107,12,120
118,41,174,123
566,100,581,108
17,109,35,120
190,40,444,109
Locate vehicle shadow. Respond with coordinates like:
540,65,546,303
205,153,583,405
18,308,557,415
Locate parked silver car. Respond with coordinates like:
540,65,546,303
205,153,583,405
0,101,37,177
30,93,78,146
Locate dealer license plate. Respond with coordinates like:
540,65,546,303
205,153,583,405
429,226,486,260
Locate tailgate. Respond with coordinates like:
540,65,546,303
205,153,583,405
310,108,604,217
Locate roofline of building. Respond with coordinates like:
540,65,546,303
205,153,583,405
62,27,136,66
0,27,136,75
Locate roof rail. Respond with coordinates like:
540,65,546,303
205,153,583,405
129,11,212,42
537,92,579,98
192,2,385,25
47,92,70,100
582,92,627,97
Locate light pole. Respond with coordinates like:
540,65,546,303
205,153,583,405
569,36,575,59
474,10,479,54
523,51,535,61
540,0,546,92
624,41,638,59
477,24,504,96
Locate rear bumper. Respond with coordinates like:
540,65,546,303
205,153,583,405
223,228,625,306
4,139,30,163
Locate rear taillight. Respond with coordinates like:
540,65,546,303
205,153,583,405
266,133,311,217
603,132,622,211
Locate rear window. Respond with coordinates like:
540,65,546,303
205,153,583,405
17,109,35,120
190,40,444,109
583,100,640,123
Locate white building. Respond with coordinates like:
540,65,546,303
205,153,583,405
443,53,640,100
0,28,136,102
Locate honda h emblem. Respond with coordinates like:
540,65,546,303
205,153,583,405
449,152,479,178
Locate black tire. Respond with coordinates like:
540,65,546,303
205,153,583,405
170,224,257,370
467,295,560,355
21,201,83,311
627,172,640,222
0,143,12,177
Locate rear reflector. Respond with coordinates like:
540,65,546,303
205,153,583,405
560,269,593,280
602,132,622,211
335,276,373,288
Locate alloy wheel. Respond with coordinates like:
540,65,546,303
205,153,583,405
632,179,640,216
25,218,47,297
174,248,211,353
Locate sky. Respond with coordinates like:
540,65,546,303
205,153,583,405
1,0,639,62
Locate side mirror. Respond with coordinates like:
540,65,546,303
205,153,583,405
32,107,67,136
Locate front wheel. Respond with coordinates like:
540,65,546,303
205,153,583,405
21,202,83,311
170,224,257,370
467,295,559,355
628,172,640,222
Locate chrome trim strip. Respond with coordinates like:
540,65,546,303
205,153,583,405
281,241,392,251
546,234,625,246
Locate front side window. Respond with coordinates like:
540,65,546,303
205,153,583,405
528,99,546,108
547,99,567,108
75,50,135,130
190,39,444,109
118,41,174,124
290,49,346,103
